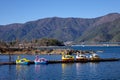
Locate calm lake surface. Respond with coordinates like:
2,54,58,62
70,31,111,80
0,46,120,80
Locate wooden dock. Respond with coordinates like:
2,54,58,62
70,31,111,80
0,62,16,65
48,58,120,63
0,58,120,65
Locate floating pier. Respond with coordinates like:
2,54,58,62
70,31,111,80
0,62,16,65
0,58,120,65
48,58,120,63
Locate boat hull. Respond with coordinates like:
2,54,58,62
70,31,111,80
62,58,74,61
62,59,74,61
76,58,88,61
90,57,100,60
16,62,29,65
34,61,48,64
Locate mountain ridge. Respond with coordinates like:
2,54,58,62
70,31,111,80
0,13,120,42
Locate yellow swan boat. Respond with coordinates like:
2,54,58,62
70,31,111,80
62,55,74,61
16,56,30,65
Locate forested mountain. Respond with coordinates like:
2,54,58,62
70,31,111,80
0,13,120,42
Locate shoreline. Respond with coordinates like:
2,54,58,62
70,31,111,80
71,44,120,46
0,45,120,55
0,47,73,55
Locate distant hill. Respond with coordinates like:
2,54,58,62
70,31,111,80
0,13,120,42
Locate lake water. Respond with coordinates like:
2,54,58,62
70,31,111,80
0,46,120,80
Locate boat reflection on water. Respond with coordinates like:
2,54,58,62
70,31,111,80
34,64,48,75
62,63,73,70
16,65,28,71
76,63,87,75
35,65,41,73
62,63,74,76
16,65,29,80
76,63,81,75
89,62,99,73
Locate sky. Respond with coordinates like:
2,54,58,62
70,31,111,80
0,0,120,25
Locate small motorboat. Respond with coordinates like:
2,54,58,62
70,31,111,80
62,52,74,61
76,52,88,60
89,53,100,60
16,56,30,65
34,56,48,64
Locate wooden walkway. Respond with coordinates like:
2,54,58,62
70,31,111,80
0,58,120,65
48,58,120,63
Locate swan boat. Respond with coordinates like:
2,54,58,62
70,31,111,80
16,56,30,65
62,54,74,61
76,52,88,60
34,56,48,64
90,53,100,60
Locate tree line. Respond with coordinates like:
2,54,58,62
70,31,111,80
0,38,64,48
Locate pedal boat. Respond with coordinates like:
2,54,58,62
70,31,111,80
90,53,100,60
62,54,74,61
76,52,88,60
34,56,48,64
16,56,30,65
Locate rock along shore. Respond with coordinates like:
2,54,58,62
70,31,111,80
0,46,80,55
